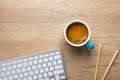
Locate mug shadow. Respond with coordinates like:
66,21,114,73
67,43,92,57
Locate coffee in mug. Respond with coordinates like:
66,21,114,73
66,22,88,44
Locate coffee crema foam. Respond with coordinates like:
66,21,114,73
67,22,88,44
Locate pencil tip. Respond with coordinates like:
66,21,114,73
99,43,102,47
116,49,119,52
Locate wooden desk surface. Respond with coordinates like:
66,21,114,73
0,0,120,80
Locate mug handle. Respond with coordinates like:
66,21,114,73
86,41,95,49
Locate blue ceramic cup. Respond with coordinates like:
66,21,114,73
64,20,95,49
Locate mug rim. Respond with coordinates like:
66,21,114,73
64,20,91,47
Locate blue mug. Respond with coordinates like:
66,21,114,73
64,20,95,49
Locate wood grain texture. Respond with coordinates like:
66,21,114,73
0,0,120,80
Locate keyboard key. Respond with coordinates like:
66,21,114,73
1,72,5,77
56,51,60,55
21,67,26,72
32,65,36,70
38,74,42,78
45,77,49,80
1,63,6,67
49,57,53,61
33,60,38,64
50,66,54,71
45,54,49,57
28,61,33,65
52,61,57,65
27,76,32,80
23,58,28,62
43,73,48,77
39,68,44,73
50,77,55,80
8,66,12,71
14,74,18,79
26,66,31,71
23,77,27,80
54,55,61,60
2,67,6,71
55,75,60,80
53,69,64,75
61,75,66,79
19,73,23,78
12,61,17,64
11,70,16,74
7,62,11,65
59,69,64,74
33,75,37,79
3,77,7,80
38,78,44,80
48,72,53,76
55,65,63,70
34,56,38,59
34,69,39,74
42,63,47,68
6,71,10,76
45,67,49,72
18,60,22,63
12,64,17,69
29,57,33,61
24,72,28,77
0,68,1,72
44,58,48,62
16,69,21,73
37,64,42,69
23,62,27,67
18,63,22,68
29,71,34,75
50,53,55,56
38,59,43,63
47,62,52,66
8,75,13,80
39,55,44,58
57,60,62,64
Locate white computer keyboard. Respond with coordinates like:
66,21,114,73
0,49,67,80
